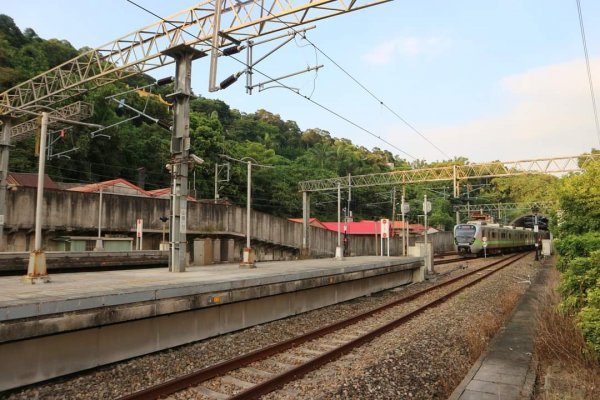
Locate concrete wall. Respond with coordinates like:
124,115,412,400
4,187,453,258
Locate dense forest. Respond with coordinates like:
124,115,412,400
0,15,576,229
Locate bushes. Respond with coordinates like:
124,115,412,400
554,232,600,272
555,235,600,360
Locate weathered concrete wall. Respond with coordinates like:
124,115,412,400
4,187,453,257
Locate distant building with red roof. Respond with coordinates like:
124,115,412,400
288,217,327,229
68,178,196,200
69,178,150,197
321,220,384,236
8,173,60,190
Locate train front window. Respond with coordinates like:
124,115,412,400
455,224,476,239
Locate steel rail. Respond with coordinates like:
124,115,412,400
229,252,529,399
118,252,529,400
434,256,467,265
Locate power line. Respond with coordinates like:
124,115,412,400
576,0,600,147
124,0,417,160
253,2,452,160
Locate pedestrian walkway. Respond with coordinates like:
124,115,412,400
449,262,549,400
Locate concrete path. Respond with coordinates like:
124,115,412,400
449,262,549,400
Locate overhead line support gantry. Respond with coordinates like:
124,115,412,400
297,153,600,254
0,0,391,268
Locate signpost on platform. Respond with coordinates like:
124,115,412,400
380,218,390,257
136,218,143,250
482,236,487,258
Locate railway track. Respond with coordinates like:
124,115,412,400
119,252,529,400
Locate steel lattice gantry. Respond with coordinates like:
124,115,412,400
0,0,391,116
454,201,554,215
298,153,600,192
297,153,600,252
9,102,93,142
0,0,391,267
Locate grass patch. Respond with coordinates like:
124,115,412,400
534,267,600,399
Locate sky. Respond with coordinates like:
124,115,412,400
2,0,600,164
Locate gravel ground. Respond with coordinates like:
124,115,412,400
1,255,538,400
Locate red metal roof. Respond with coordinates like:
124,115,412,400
288,217,327,229
321,220,388,235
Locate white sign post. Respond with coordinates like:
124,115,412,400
380,218,390,257
482,236,487,258
136,218,143,250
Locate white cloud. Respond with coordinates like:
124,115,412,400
362,36,450,65
388,58,600,162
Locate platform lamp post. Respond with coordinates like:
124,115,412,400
159,216,169,250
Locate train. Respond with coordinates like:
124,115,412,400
454,222,549,256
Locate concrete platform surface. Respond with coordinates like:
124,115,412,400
449,263,549,400
0,256,417,322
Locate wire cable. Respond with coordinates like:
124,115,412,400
124,0,417,160
252,3,452,159
576,0,600,146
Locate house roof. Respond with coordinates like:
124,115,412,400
321,220,389,235
68,178,150,196
288,217,327,229
8,173,60,190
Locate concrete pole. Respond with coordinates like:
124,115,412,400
25,112,50,283
164,46,203,272
0,118,11,252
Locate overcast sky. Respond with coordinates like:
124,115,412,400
3,0,600,163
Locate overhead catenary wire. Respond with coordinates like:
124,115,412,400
124,0,417,160
575,0,600,147
252,2,452,160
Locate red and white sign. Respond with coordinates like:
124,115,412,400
380,218,390,238
136,219,143,238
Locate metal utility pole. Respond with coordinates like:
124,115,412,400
24,112,50,283
219,154,270,267
163,45,204,273
401,194,406,256
241,159,255,267
391,187,396,242
301,191,310,257
336,182,343,260
214,163,219,203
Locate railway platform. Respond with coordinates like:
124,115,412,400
0,255,423,391
449,260,550,400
